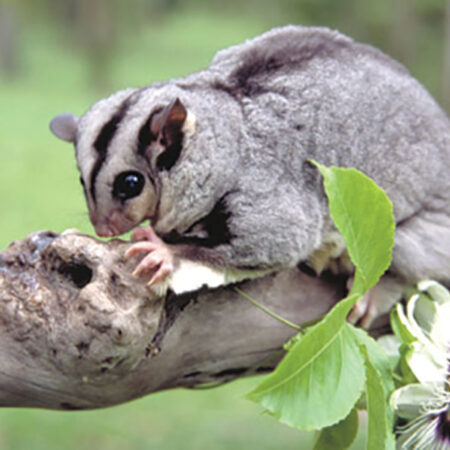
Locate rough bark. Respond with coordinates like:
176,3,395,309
0,230,352,410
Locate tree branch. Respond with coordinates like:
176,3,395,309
0,230,351,410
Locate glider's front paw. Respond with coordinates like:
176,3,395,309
125,228,174,296
348,276,406,328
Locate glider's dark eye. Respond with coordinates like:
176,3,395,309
113,171,145,200
79,176,85,187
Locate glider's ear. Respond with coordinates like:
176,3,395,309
49,113,79,143
150,98,187,142
149,98,189,171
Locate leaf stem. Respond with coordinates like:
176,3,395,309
234,287,301,331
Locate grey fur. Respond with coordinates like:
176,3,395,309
51,25,450,284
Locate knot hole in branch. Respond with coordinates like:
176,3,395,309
58,261,93,288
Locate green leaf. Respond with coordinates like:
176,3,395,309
314,408,359,450
361,346,396,450
390,304,417,345
247,162,397,437
397,343,420,385
311,162,395,295
247,295,366,430
349,326,395,398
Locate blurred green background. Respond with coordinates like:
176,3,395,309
0,0,448,448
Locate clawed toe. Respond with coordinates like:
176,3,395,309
125,237,174,295
131,226,160,243
132,251,173,278
348,292,375,328
348,276,407,329
125,242,158,260
147,264,173,286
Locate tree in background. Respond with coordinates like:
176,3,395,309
0,1,20,79
1,0,449,111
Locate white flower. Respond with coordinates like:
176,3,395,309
387,281,450,449
393,383,450,449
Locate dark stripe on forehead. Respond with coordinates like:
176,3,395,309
89,98,131,201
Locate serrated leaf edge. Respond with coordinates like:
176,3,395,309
248,295,359,398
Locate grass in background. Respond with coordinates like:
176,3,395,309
0,7,270,249
0,7,370,449
0,380,316,450
0,8,316,450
